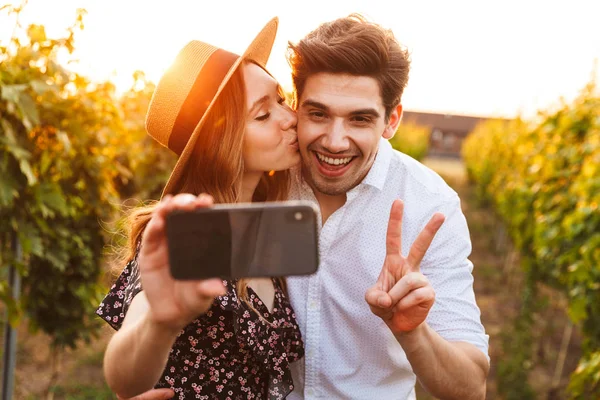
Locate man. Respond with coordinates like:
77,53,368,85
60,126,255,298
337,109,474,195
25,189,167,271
284,14,489,400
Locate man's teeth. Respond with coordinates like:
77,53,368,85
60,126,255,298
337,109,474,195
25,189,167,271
316,153,352,166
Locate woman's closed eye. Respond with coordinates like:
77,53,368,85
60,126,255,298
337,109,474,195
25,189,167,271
256,112,270,121
255,95,288,121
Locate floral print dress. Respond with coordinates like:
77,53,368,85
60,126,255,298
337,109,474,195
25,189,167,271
96,255,304,400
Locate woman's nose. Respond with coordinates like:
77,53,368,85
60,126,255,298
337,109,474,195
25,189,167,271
280,104,298,131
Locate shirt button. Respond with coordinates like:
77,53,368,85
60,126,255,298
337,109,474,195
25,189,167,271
307,349,314,358
309,300,318,310
307,388,315,396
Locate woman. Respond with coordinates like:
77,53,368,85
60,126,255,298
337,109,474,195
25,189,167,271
97,18,303,400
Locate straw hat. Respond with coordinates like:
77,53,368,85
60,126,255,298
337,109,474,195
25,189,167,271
145,17,279,197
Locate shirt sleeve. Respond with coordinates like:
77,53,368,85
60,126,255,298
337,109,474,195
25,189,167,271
95,256,143,331
421,195,490,362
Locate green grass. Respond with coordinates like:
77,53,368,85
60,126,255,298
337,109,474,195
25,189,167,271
42,383,116,400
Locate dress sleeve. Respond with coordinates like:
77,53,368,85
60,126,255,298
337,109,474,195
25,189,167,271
96,255,143,331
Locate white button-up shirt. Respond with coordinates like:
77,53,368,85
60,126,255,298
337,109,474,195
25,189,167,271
287,139,489,399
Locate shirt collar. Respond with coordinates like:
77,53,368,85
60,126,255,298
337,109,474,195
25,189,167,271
360,138,393,191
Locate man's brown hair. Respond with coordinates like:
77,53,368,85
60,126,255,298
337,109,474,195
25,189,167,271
287,13,410,120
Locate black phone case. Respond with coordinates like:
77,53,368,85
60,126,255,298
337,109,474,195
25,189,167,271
165,202,319,280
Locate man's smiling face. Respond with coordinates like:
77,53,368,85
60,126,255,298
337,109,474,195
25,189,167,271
296,72,400,196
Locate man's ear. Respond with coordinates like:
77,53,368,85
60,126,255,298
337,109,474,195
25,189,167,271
382,104,403,139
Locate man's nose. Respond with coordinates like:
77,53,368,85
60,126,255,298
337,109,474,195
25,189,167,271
323,119,349,153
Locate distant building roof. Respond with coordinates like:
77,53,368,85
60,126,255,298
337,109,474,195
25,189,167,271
401,110,512,158
402,110,509,137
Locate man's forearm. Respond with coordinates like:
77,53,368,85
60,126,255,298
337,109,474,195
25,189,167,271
397,323,489,400
104,314,180,398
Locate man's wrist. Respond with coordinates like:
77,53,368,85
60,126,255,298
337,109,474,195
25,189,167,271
395,323,429,354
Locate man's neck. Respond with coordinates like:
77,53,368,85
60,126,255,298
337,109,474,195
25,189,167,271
313,190,346,225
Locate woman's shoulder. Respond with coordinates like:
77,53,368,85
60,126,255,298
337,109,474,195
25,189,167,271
96,257,142,330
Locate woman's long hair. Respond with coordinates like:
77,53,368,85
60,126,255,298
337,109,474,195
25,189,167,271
121,60,290,307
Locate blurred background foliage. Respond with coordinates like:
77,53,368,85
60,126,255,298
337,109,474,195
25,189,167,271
389,120,431,161
0,3,174,351
463,82,600,399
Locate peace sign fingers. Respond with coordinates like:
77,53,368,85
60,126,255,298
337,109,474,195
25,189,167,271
405,212,446,272
385,199,404,257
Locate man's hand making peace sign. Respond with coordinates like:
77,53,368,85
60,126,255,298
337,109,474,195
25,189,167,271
365,199,445,334
365,199,489,400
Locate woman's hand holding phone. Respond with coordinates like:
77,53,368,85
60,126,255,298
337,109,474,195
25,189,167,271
138,193,226,332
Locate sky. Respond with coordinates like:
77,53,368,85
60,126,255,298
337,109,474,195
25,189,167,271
1,0,599,119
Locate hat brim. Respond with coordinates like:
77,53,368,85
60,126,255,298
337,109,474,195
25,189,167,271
161,17,279,198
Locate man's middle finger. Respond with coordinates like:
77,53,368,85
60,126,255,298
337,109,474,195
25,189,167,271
405,213,445,271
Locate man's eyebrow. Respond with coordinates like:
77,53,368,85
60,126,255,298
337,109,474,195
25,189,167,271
300,99,329,111
350,108,381,119
249,95,269,114
301,99,381,119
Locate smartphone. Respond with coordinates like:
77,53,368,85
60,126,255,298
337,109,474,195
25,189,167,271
165,201,320,280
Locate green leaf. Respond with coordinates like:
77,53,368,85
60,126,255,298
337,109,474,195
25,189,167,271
30,79,54,95
0,119,31,162
34,183,69,217
40,151,52,174
0,84,28,104
56,130,72,153
0,118,18,143
29,234,44,257
19,158,37,185
17,91,40,129
0,172,18,207
45,250,68,272
2,139,31,162
0,84,40,130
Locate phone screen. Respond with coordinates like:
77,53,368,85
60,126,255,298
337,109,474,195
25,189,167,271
166,203,318,279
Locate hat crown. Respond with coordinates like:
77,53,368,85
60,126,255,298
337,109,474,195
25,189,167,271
145,41,238,152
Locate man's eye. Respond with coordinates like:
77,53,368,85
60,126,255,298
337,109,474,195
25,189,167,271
256,112,270,121
310,111,325,119
353,116,371,124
